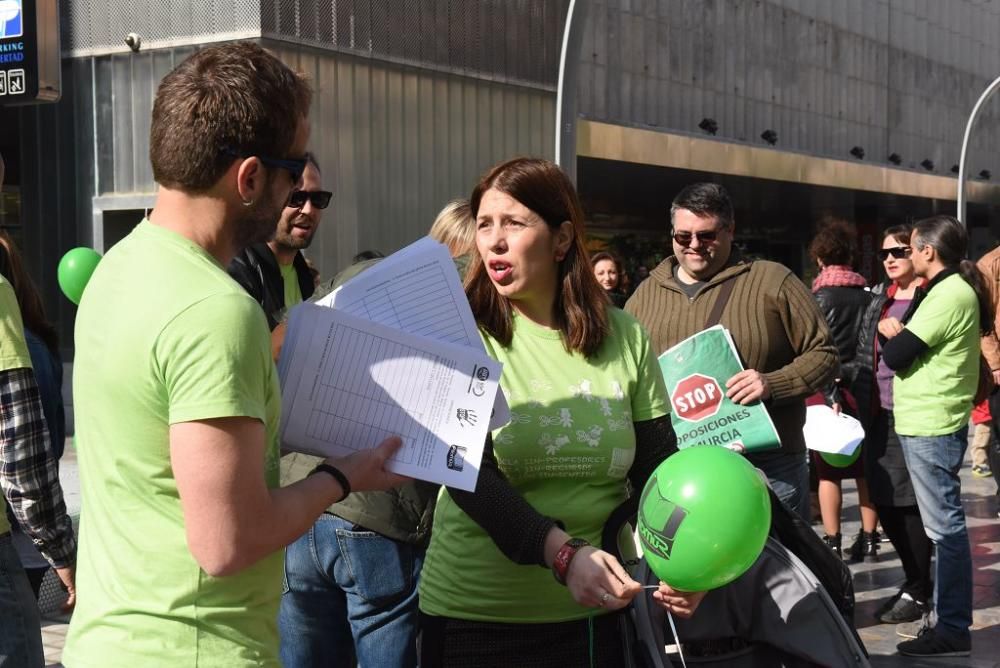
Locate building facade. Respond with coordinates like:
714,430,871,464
2,0,1000,355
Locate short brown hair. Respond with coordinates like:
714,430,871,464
808,216,857,266
150,42,312,192
466,157,610,358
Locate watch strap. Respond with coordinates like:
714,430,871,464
310,463,351,503
552,538,590,585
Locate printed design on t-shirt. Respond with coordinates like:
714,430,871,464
538,408,573,428
569,378,594,402
606,415,629,432
494,430,515,446
599,397,613,417
608,447,633,478
576,425,603,448
611,381,625,401
530,378,553,393
539,432,571,456
508,411,532,425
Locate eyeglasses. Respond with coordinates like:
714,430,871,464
287,190,333,210
223,149,308,185
672,230,722,246
877,246,912,261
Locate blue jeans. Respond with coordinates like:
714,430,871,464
0,533,44,667
279,514,424,668
899,427,973,640
749,450,810,521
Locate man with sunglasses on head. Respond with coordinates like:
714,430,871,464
626,182,837,520
229,154,331,330
63,43,405,668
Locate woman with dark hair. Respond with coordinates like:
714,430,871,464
591,251,627,307
0,231,67,598
418,158,702,667
844,224,932,625
878,215,989,657
806,218,878,561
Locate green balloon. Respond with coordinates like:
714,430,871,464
820,446,861,468
57,247,102,305
638,446,770,592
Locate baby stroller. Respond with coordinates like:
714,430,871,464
606,489,871,667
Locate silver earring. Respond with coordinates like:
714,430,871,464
241,199,254,207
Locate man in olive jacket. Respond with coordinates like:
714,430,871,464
625,183,838,520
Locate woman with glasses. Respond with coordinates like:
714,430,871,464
844,224,933,624
418,158,703,667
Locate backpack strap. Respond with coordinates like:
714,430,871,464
705,278,737,329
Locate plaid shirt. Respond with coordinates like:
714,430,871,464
0,366,76,568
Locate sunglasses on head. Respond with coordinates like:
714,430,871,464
672,230,721,246
223,149,308,185
287,190,333,210
877,246,911,261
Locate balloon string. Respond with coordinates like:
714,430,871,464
666,610,687,668
588,614,595,668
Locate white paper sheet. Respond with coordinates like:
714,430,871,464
314,237,510,429
802,405,865,455
278,303,501,491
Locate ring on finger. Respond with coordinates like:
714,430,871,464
600,591,611,606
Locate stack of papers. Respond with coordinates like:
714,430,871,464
278,237,505,491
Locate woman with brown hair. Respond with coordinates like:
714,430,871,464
417,158,703,667
591,250,628,307
807,218,879,561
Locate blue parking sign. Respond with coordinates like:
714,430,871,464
0,0,22,40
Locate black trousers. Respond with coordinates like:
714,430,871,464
876,504,933,603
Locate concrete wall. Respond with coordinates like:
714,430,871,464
578,0,1000,177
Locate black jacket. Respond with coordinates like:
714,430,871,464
842,283,888,430
814,285,874,366
227,243,315,330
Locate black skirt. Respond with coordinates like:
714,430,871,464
862,409,917,507
419,609,627,668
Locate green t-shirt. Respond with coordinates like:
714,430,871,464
419,308,668,623
280,261,303,311
0,276,33,537
894,273,980,436
63,221,283,667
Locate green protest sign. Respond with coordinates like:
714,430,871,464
658,325,781,453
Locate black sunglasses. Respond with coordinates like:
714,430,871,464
877,246,912,261
224,149,308,185
287,190,333,210
672,230,721,247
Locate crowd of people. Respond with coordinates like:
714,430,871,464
0,42,998,667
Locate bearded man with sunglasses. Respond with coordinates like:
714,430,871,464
626,182,837,520
229,155,331,330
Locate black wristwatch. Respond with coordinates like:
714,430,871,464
310,463,351,503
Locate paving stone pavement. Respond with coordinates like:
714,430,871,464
38,440,1000,666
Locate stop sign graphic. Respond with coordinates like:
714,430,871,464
671,374,724,422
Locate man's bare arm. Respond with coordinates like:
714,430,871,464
171,417,405,577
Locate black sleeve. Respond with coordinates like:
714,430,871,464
445,435,557,567
226,252,263,304
881,329,928,371
626,415,679,493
